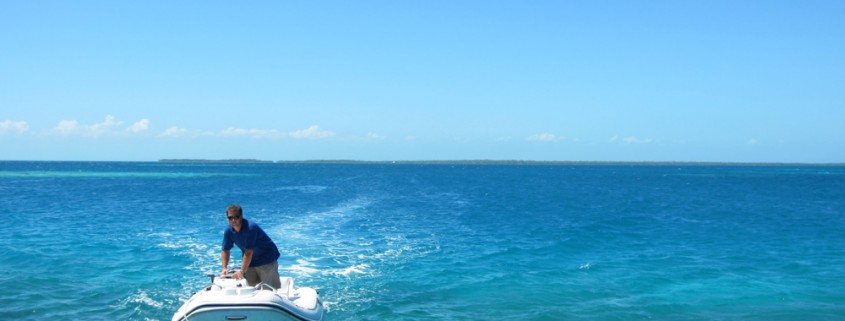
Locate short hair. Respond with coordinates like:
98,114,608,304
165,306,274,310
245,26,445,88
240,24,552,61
226,204,243,216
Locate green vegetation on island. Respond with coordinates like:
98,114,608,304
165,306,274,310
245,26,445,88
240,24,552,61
158,159,274,163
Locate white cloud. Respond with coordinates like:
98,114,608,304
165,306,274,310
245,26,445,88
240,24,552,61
0,120,29,134
219,127,249,137
609,135,652,144
52,115,150,137
365,132,385,140
55,120,80,136
622,136,653,144
41,119,338,140
527,133,561,142
219,127,285,138
88,115,123,137
289,125,335,139
159,126,190,138
127,119,150,133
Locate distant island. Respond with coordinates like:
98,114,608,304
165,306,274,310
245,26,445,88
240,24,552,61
158,159,844,166
158,159,275,163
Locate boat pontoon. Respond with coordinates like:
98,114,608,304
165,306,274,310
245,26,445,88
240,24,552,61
172,271,324,321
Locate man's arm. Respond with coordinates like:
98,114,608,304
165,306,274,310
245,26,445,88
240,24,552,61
240,249,254,276
221,250,230,276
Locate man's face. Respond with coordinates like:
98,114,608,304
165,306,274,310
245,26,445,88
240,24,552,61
227,211,242,230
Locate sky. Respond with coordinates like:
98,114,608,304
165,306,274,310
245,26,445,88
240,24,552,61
1,1,843,162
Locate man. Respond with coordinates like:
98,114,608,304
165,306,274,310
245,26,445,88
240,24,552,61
221,204,282,289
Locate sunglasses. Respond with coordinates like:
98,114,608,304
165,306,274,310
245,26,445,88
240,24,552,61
227,215,242,220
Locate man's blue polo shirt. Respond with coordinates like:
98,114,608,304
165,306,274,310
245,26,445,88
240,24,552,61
222,218,280,267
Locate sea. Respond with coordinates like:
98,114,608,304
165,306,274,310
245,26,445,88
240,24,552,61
1,161,843,320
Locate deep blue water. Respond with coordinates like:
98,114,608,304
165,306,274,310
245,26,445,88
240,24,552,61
1,161,844,320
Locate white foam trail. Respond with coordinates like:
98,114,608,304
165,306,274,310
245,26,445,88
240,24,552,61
118,289,164,309
281,258,322,277
287,264,320,275
269,196,379,252
331,264,370,277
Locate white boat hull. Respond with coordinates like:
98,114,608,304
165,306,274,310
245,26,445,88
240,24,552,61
173,276,324,321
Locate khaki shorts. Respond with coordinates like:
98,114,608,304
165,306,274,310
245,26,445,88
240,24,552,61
244,261,281,289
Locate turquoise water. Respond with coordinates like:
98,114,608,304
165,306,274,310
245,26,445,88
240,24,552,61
1,161,844,320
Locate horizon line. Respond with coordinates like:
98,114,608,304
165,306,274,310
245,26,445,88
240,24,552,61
2,159,844,166
155,159,845,166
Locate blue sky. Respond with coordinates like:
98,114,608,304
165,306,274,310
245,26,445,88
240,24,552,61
2,1,843,162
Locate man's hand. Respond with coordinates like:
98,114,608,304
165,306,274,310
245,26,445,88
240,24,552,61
221,268,229,277
233,270,243,279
